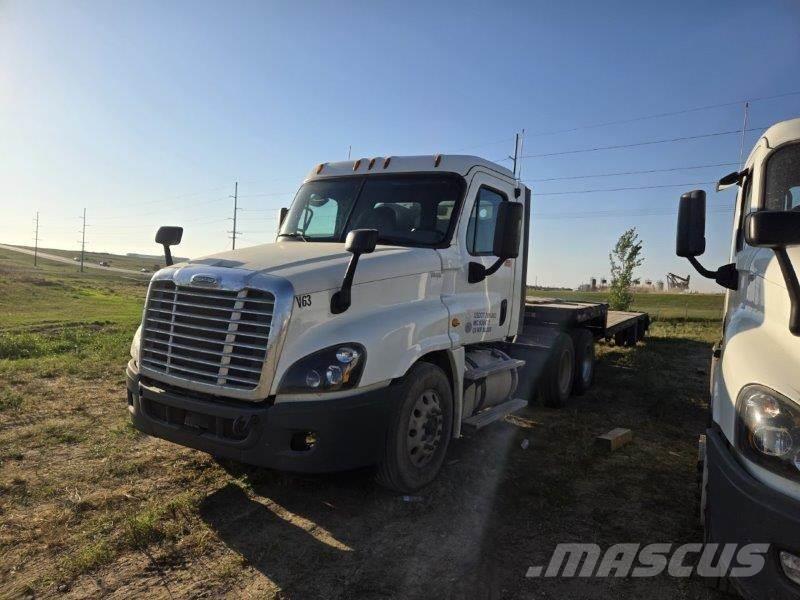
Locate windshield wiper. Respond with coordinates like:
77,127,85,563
278,232,308,242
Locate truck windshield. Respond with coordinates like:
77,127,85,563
765,143,800,211
278,174,465,247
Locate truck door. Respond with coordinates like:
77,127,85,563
451,172,518,344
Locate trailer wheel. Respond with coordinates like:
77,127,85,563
570,329,594,395
376,362,453,493
540,333,575,408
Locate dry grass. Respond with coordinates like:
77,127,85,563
1,255,728,598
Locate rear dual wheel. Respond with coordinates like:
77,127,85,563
540,333,575,408
539,329,595,407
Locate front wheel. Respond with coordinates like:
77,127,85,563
376,362,453,493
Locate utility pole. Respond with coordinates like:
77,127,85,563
738,101,750,169
229,181,240,250
79,208,86,273
347,145,352,160
33,211,40,267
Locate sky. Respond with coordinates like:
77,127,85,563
1,0,799,291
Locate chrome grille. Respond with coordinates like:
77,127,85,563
140,281,274,390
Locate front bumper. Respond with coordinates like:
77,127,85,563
705,427,800,599
126,360,398,473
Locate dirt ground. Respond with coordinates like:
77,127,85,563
0,319,726,599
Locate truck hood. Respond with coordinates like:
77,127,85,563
186,241,442,294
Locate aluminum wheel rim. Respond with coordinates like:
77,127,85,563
407,389,443,468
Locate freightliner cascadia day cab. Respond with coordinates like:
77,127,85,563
126,155,646,492
676,118,800,598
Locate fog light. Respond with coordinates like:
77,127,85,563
780,551,800,587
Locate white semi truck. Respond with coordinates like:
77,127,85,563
126,155,647,493
676,118,800,598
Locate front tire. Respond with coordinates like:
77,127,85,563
376,362,453,493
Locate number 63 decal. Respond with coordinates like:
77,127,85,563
295,294,312,308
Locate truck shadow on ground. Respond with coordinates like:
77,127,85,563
198,328,723,599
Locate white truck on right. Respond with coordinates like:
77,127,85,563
676,117,800,598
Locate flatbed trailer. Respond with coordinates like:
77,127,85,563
522,297,650,345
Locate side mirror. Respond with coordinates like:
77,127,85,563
469,201,524,283
676,190,706,257
155,226,183,266
331,229,378,314
345,228,378,254
675,190,737,291
493,201,523,259
745,211,800,335
744,211,800,248
279,207,289,228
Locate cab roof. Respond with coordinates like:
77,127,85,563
304,154,514,182
761,117,800,150
745,117,800,166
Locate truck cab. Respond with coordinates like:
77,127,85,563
676,118,800,598
127,155,542,492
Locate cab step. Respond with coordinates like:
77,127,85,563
461,397,528,432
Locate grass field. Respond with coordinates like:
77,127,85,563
1,249,727,599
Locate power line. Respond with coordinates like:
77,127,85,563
533,206,734,220
535,181,719,196
454,90,799,156
517,126,768,160
236,191,294,198
526,161,739,182
519,90,800,138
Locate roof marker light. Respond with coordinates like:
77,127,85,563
316,163,326,174
434,154,442,167
353,159,362,171
368,157,376,170
383,156,392,169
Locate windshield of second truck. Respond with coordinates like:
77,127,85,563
278,174,464,247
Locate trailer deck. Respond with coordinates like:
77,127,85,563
523,296,649,344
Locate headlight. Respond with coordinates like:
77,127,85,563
736,384,800,479
278,344,365,394
130,325,142,362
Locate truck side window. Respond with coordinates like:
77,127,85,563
764,143,800,211
466,187,506,256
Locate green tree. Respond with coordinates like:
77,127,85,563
608,228,644,311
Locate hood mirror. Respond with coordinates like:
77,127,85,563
331,229,378,314
155,226,183,266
